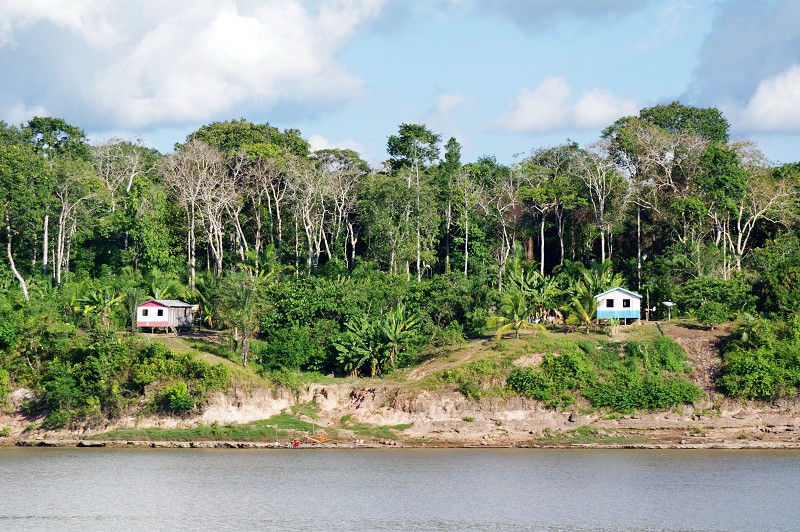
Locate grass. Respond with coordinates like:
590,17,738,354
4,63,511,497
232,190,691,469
339,414,411,441
535,425,650,445
88,413,324,442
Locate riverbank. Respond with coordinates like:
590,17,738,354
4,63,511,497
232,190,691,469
3,322,799,449
3,383,800,449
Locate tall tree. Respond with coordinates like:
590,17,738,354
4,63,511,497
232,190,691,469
638,101,729,144
387,123,442,281
160,140,227,289
0,134,51,300
576,141,627,263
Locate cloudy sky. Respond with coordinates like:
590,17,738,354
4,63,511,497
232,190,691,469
1,0,798,166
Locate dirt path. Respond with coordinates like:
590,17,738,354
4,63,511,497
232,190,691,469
660,322,728,392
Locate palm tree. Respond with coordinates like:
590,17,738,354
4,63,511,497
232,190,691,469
559,260,625,334
215,272,264,367
486,289,542,339
146,268,186,300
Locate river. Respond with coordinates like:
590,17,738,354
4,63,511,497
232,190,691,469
1,447,798,531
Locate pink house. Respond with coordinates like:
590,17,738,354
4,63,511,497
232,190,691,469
137,299,196,331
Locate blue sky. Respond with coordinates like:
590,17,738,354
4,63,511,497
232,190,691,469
1,1,798,167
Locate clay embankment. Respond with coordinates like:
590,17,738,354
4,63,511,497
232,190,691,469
3,324,800,449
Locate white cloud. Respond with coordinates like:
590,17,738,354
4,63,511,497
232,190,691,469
736,64,800,133
573,90,639,129
308,134,365,155
0,1,384,128
0,0,116,48
434,93,470,116
500,77,572,132
499,77,637,133
91,1,383,127
2,101,48,124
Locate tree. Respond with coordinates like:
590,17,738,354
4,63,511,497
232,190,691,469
379,304,420,369
216,272,265,367
438,137,462,273
639,101,729,144
160,140,230,288
0,137,51,300
387,123,442,281
52,156,105,285
487,289,539,339
453,168,487,277
575,141,627,263
523,143,584,270
311,149,369,267
358,173,415,274
699,142,792,276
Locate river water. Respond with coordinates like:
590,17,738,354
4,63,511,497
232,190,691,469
1,447,799,531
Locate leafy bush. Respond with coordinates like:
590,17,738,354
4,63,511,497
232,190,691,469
508,337,699,411
624,337,688,373
157,381,195,415
718,316,800,400
507,351,596,408
0,367,9,403
586,371,700,411
696,301,727,329
262,325,322,371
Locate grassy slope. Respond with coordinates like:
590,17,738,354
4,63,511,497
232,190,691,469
100,322,709,445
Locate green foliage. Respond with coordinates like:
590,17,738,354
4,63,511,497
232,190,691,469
437,358,506,400
508,337,699,411
16,333,229,428
585,370,700,411
718,316,800,400
157,381,195,415
638,101,729,143
696,301,728,329
674,275,754,314
508,351,595,408
262,325,322,371
0,367,9,403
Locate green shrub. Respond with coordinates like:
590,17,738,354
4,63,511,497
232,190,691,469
159,381,195,415
585,370,700,411
262,325,321,371
717,316,800,400
0,367,9,403
696,301,728,329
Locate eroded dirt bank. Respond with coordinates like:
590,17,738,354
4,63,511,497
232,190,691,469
3,382,800,449
3,323,800,449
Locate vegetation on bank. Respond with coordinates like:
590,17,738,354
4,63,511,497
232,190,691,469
0,103,799,431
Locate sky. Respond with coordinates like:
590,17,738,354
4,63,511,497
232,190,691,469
0,0,798,167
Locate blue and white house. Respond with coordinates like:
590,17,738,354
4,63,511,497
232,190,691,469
595,287,642,323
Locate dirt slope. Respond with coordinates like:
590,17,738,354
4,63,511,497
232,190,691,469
4,323,800,448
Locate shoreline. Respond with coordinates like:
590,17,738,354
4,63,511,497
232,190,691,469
7,438,800,450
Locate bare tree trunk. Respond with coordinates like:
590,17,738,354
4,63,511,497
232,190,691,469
463,214,469,277
444,200,451,273
539,215,546,275
6,218,28,301
42,214,49,274
637,204,642,290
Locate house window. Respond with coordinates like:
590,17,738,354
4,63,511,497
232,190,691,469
157,309,164,317
623,299,631,308
142,309,148,316
606,299,614,308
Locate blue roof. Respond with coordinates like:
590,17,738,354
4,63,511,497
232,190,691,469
594,287,642,300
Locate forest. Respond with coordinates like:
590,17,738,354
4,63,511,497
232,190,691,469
1,101,799,429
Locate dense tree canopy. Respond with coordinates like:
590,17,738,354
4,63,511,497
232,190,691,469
0,107,799,425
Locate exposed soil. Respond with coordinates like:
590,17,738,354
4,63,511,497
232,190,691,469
4,321,800,449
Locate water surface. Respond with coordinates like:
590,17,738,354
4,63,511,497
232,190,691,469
1,447,798,531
